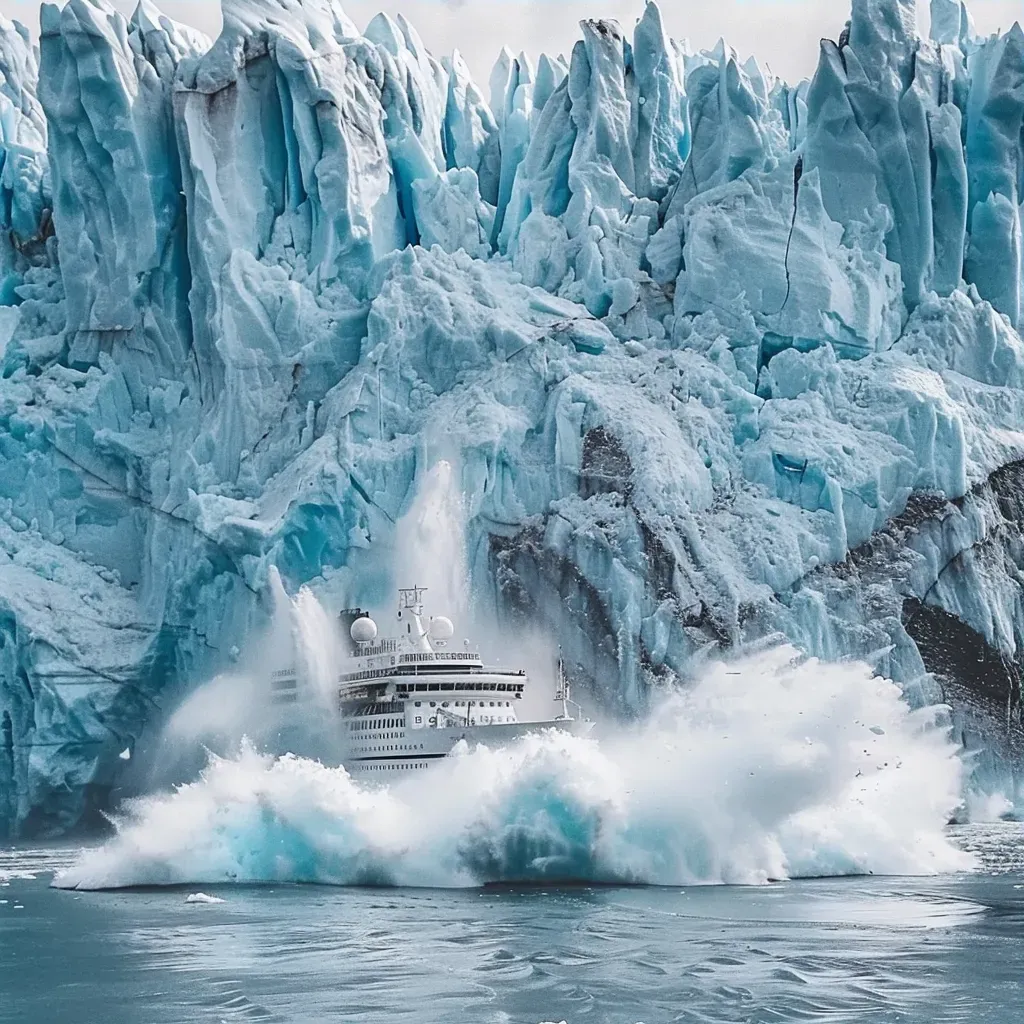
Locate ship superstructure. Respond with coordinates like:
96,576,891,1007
272,586,591,775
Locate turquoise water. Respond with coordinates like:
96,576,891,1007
2,825,1022,1024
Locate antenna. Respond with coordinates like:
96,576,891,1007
555,647,581,721
555,647,567,715
398,586,427,616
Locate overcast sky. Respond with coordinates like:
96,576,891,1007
2,1,1022,84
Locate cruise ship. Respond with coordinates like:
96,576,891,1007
271,586,592,775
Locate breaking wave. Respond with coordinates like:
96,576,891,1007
55,647,973,891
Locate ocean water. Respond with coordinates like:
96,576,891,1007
2,825,1023,1024
5,643,1021,1022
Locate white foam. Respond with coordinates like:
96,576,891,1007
54,647,973,891
156,569,346,766
965,789,1015,823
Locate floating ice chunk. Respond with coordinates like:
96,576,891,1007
185,892,226,904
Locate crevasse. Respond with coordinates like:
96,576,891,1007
0,0,1022,835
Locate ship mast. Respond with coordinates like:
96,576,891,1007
556,647,569,719
397,586,432,653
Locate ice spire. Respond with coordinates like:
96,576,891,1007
929,0,977,48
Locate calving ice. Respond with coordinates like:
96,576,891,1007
53,647,972,892
272,584,592,775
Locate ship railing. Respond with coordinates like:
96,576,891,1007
277,665,529,687
272,650,487,682
356,639,399,657
338,665,528,683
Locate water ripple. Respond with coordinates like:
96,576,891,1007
2,834,1023,1024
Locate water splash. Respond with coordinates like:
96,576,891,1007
155,569,345,772
56,648,973,891
389,460,563,712
291,584,345,712
393,460,469,621
964,789,1016,823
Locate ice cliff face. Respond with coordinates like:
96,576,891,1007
1,0,1024,834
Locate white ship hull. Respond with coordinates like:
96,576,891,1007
270,585,593,780
342,717,594,776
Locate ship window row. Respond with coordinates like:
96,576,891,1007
396,682,525,693
350,745,424,752
348,716,405,731
413,701,511,708
348,703,398,717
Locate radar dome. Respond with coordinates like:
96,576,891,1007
430,616,455,641
350,617,378,644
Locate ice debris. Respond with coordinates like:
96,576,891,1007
185,892,226,904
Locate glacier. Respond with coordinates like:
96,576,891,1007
1,0,1024,836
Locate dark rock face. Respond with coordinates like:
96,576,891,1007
906,599,1022,769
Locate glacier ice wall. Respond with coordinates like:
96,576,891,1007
1,0,1024,835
